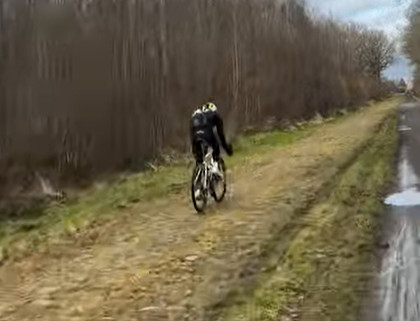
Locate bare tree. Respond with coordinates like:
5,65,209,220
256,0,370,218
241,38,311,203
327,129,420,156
356,29,395,80
405,1,420,91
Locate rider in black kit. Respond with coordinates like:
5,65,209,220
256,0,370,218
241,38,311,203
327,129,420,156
190,102,233,165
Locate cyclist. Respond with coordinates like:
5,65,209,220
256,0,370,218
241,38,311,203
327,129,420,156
190,102,233,175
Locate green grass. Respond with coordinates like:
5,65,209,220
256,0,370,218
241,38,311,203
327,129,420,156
234,130,307,154
218,112,398,321
0,119,317,261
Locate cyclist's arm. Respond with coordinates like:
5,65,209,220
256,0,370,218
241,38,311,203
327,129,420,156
214,113,230,153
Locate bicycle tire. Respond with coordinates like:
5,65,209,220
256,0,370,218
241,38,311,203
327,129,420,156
191,164,207,213
211,158,227,203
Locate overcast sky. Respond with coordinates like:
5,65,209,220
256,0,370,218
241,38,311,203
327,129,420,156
305,0,414,81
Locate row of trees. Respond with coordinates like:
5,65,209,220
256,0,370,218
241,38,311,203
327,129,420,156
0,0,394,194
405,1,420,91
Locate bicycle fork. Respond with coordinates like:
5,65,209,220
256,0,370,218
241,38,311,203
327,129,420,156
194,166,209,196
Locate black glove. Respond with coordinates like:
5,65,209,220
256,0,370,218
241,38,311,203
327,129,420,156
225,144,233,156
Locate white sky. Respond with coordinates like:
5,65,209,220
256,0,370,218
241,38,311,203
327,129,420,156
305,0,414,80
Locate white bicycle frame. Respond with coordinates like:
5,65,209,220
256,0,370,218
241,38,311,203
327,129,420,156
194,147,215,195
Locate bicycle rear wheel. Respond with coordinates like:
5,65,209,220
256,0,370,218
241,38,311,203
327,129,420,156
211,158,226,203
191,164,207,213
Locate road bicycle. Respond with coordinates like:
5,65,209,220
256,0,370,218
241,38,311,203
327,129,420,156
191,140,226,213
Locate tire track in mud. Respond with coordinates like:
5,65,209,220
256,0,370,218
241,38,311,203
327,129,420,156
0,101,397,321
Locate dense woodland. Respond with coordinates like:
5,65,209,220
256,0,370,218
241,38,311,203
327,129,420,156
0,0,394,195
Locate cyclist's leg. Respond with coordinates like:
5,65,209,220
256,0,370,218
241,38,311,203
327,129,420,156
192,135,204,164
209,134,220,162
192,135,205,199
208,135,224,177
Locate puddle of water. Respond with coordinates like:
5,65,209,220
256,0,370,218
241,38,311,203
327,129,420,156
385,187,420,206
384,147,420,207
401,102,419,109
399,149,418,190
378,217,420,321
398,125,412,132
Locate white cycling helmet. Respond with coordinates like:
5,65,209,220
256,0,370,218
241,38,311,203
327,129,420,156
202,102,217,112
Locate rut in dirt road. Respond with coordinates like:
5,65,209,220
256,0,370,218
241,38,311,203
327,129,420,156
0,101,397,321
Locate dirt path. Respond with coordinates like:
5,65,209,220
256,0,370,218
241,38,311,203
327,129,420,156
0,100,397,321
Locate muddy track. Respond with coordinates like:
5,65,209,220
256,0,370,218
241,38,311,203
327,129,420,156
362,101,420,321
0,101,397,321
